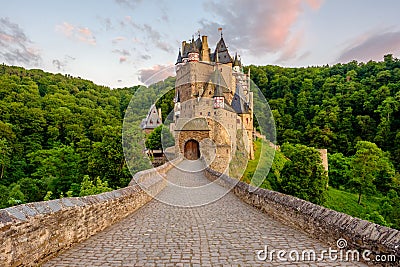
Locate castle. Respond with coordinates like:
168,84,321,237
170,31,254,174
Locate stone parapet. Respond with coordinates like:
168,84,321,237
204,167,400,265
0,158,181,267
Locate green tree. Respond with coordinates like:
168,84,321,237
79,175,112,196
145,125,163,151
349,141,389,204
279,143,328,205
0,138,11,180
328,153,351,189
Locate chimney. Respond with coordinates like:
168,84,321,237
201,35,210,62
182,41,186,55
158,108,162,121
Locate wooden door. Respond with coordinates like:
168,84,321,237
184,140,200,160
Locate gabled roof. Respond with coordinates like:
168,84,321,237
213,36,232,64
208,69,229,92
140,104,162,130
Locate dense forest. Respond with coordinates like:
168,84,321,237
0,64,145,207
0,55,399,229
245,55,400,229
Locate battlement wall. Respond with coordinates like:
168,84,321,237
0,158,181,266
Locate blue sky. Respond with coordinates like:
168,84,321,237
1,0,400,88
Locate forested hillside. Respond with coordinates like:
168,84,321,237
246,55,400,229
247,54,400,168
0,64,144,207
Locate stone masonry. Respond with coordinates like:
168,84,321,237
43,160,369,266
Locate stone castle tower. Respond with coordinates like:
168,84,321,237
170,31,254,174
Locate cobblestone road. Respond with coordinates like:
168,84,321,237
44,160,366,266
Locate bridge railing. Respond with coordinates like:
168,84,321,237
0,157,181,267
204,167,400,264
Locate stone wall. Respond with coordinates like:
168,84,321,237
0,158,181,267
204,168,400,264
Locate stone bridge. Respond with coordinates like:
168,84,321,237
1,160,399,266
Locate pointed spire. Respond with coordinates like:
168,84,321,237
175,90,180,102
176,48,182,65
213,70,224,97
233,52,240,67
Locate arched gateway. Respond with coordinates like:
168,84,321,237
184,139,200,160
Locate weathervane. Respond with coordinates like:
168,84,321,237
218,27,223,37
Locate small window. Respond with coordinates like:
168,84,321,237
200,112,202,115
208,112,211,116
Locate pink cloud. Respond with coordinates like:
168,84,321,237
277,30,304,62
138,64,175,85
200,0,322,61
56,22,74,37
56,22,96,45
305,0,324,10
337,30,400,63
112,36,126,44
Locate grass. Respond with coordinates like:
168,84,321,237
324,187,383,220
241,138,263,184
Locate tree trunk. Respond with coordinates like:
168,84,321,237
358,192,362,205
0,164,4,180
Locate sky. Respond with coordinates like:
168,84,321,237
1,0,400,88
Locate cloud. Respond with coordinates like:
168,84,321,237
138,64,175,85
113,49,131,63
199,0,322,60
0,17,41,66
112,36,126,44
276,30,304,62
305,0,324,10
52,55,75,71
97,16,113,31
113,49,131,56
52,59,65,70
56,22,96,45
140,54,151,60
337,30,400,63
115,0,142,9
122,16,173,53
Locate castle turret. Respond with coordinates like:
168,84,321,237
233,53,242,72
188,37,200,62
